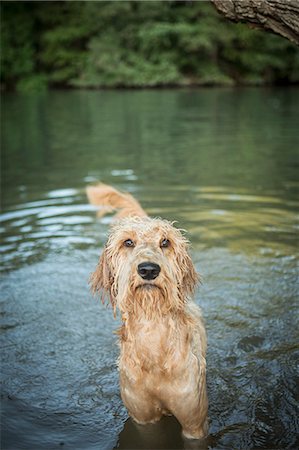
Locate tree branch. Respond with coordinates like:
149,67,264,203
210,0,299,45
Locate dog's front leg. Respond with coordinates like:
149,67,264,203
119,371,163,425
171,379,208,439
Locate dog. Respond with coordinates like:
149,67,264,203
87,183,208,439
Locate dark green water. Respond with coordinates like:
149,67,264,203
1,88,298,449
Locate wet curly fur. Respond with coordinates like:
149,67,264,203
87,183,208,439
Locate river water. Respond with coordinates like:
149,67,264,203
1,88,298,449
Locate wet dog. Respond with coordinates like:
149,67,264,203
87,183,208,439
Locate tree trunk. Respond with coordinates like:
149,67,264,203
210,0,299,45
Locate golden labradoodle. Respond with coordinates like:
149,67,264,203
87,183,208,440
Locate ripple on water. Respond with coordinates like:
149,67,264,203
0,193,102,272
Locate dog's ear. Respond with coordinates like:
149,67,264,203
89,247,116,311
180,250,199,297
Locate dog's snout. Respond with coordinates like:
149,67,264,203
137,262,161,280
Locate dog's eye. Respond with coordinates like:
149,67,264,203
160,238,170,248
124,239,135,248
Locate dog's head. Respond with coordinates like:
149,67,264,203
90,217,198,317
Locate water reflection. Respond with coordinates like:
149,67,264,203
1,88,298,449
2,88,299,201
115,416,218,450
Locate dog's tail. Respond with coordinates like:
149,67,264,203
86,183,147,219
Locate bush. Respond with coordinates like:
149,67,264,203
1,1,299,90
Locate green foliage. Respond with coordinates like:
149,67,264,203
16,74,48,93
1,3,36,88
1,1,299,91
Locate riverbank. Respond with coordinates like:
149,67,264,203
2,2,299,93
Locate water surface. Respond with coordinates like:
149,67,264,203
1,88,298,449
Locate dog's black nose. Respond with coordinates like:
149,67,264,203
137,262,161,280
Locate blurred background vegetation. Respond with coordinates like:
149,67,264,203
1,1,299,92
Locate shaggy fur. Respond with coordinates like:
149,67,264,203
88,183,208,439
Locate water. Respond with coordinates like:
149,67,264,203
1,88,298,450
